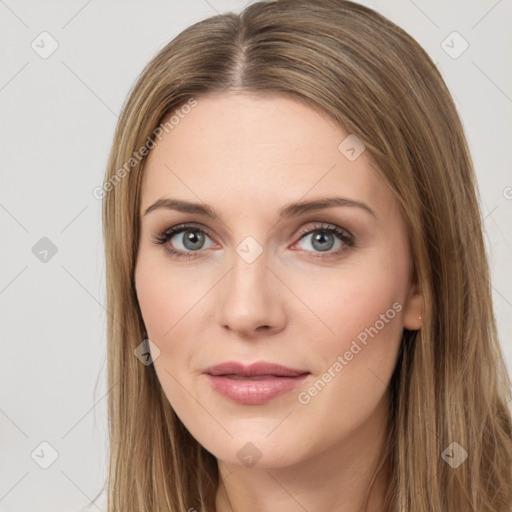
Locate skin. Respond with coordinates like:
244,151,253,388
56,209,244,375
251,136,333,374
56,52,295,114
134,92,424,512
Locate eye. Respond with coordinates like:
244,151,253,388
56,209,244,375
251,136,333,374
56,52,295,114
152,223,215,259
152,222,355,260
291,223,354,258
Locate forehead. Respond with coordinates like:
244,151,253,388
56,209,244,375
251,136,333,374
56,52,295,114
140,92,395,220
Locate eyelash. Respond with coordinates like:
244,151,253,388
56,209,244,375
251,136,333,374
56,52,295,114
152,222,355,260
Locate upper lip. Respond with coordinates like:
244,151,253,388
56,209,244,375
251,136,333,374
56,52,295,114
204,361,309,377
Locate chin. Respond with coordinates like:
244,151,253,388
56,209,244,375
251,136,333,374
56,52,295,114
202,435,307,470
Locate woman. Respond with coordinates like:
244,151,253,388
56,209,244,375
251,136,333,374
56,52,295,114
100,0,512,510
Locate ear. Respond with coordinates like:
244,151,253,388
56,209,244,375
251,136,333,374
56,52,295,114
402,280,424,330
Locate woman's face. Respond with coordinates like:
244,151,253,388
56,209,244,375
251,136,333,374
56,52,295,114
134,92,423,469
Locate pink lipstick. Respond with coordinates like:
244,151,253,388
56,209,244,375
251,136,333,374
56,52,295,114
203,361,310,405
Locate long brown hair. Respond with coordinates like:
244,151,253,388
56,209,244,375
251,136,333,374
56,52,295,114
99,1,512,510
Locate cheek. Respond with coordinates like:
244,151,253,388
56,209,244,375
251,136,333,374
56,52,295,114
296,265,404,342
290,258,407,397
292,268,405,435
135,265,171,339
135,252,203,340
134,255,200,405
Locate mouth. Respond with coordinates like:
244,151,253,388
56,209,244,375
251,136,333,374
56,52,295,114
204,361,309,378
220,374,297,380
203,361,310,405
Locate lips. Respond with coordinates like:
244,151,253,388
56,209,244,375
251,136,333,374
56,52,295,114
203,361,309,378
203,361,310,405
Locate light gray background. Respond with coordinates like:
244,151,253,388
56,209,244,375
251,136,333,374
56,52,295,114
1,1,511,510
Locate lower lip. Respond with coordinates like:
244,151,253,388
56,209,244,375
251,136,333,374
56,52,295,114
205,374,309,405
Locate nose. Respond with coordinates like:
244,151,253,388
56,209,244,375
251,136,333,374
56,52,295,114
216,245,286,337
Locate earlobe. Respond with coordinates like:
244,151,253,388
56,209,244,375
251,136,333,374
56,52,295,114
402,284,424,331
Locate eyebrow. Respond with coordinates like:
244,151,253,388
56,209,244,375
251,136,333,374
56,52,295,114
143,196,376,220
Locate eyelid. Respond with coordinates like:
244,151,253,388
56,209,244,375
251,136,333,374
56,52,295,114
294,222,353,240
166,222,214,237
